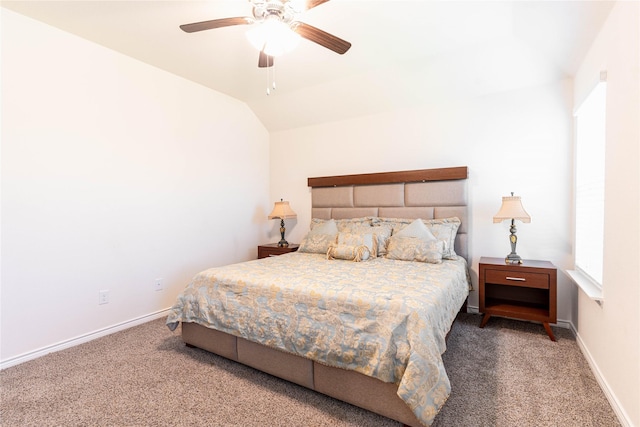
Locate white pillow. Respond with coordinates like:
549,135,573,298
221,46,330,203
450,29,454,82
395,218,437,241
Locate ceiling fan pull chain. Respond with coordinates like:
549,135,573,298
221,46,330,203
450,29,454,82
266,62,271,95
266,60,277,96
272,62,277,91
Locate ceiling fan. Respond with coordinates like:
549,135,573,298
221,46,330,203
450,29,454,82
179,0,351,68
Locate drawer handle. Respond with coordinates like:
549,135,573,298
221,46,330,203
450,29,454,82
506,276,526,281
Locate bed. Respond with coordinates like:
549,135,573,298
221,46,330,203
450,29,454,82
166,166,470,427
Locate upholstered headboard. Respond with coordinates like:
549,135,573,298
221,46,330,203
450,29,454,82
308,166,469,261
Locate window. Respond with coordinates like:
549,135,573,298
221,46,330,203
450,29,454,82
569,76,606,299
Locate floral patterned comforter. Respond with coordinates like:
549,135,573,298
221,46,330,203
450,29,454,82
166,252,470,426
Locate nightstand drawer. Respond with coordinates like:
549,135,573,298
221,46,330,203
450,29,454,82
257,244,299,259
261,248,287,258
485,270,549,289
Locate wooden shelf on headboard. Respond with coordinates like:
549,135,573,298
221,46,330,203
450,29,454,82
307,166,468,188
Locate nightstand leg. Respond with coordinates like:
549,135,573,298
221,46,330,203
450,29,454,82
479,314,491,328
543,322,556,341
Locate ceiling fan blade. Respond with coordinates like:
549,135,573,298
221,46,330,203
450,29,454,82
258,50,274,68
291,22,351,54
305,0,331,10
180,17,253,33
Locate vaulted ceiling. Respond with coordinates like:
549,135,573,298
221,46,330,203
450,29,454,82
2,1,614,131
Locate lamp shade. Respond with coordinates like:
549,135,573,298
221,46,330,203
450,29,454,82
493,195,531,223
268,200,297,220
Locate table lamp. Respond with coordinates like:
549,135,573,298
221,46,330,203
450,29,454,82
493,193,531,264
268,199,297,247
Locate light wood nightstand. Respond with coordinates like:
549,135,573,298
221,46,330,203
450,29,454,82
479,257,557,341
257,243,299,259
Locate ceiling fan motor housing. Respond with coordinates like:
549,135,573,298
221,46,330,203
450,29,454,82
251,1,297,24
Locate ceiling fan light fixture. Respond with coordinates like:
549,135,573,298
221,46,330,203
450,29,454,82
246,18,300,57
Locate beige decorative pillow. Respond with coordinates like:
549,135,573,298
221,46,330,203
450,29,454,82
424,217,460,260
375,217,461,260
348,224,392,256
371,217,413,235
386,236,445,264
309,219,339,235
298,234,338,254
336,232,377,258
327,244,372,262
311,217,374,232
336,218,375,233
298,219,339,254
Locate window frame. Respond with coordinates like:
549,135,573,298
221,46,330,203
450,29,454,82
568,74,607,301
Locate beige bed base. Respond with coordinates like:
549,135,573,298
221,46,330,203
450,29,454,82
181,167,469,427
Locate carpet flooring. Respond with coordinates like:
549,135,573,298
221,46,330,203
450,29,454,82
0,313,620,426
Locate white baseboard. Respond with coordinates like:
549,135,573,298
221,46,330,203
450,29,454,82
0,308,170,370
554,318,574,330
466,304,480,314
574,329,634,427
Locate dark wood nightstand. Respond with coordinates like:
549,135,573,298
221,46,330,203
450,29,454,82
479,257,557,341
257,243,299,259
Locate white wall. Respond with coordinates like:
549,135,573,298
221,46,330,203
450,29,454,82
1,10,270,364
269,79,575,322
573,2,639,426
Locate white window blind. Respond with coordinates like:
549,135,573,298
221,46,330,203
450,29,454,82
573,80,606,288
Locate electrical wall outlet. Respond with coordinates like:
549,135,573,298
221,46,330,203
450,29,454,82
154,278,163,292
98,290,109,305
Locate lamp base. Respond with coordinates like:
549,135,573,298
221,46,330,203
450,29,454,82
505,221,523,264
505,253,523,264
278,219,289,247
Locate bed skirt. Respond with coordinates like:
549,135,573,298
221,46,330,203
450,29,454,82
181,321,424,427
